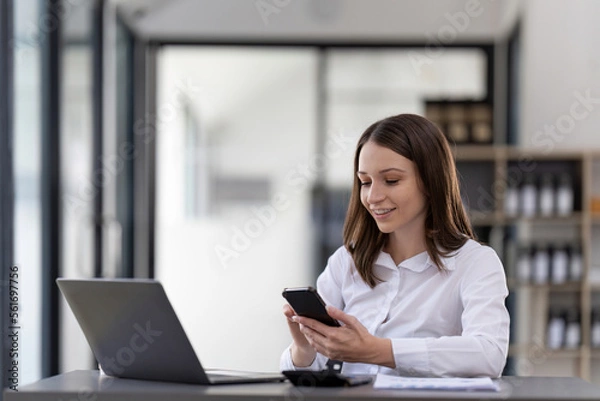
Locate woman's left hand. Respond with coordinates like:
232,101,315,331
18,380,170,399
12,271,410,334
291,306,395,368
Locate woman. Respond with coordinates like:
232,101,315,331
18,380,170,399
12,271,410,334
280,114,509,377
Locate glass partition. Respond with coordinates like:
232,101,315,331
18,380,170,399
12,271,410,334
13,0,42,386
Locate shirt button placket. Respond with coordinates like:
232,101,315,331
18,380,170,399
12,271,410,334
374,269,399,333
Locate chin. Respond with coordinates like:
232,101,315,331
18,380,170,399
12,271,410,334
375,223,396,234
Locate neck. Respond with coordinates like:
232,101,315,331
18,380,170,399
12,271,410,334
385,230,427,266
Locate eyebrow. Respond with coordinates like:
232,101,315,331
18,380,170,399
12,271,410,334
356,168,407,175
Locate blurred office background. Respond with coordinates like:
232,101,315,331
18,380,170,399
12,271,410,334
3,0,600,395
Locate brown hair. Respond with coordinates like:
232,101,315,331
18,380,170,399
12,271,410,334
342,114,474,287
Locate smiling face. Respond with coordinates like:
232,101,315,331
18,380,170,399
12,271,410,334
357,140,428,238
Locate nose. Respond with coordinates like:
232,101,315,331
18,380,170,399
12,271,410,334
366,181,386,205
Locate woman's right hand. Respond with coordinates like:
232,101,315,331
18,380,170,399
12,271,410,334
283,304,317,367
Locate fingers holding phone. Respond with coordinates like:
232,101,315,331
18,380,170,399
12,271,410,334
283,286,341,367
283,304,310,345
282,303,317,367
283,303,296,323
282,287,340,327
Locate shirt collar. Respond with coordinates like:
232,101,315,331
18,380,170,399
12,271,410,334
375,249,457,273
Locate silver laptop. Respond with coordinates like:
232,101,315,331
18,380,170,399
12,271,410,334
56,278,286,385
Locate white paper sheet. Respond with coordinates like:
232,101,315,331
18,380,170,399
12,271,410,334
373,374,499,391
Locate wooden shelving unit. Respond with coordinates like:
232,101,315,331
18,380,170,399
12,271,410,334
454,146,600,383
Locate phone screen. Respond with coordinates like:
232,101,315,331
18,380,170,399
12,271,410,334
282,287,340,327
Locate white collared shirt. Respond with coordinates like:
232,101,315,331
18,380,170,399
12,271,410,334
280,239,510,377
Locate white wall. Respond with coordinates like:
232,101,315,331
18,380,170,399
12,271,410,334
520,0,600,151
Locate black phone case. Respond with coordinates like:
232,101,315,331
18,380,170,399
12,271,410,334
282,370,372,387
282,287,340,327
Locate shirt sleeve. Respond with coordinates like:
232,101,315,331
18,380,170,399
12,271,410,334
278,246,347,372
315,247,346,309
279,344,328,371
391,246,510,377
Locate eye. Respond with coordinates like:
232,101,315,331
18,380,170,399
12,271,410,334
385,179,399,185
359,181,371,187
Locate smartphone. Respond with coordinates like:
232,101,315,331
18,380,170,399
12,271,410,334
282,286,340,327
